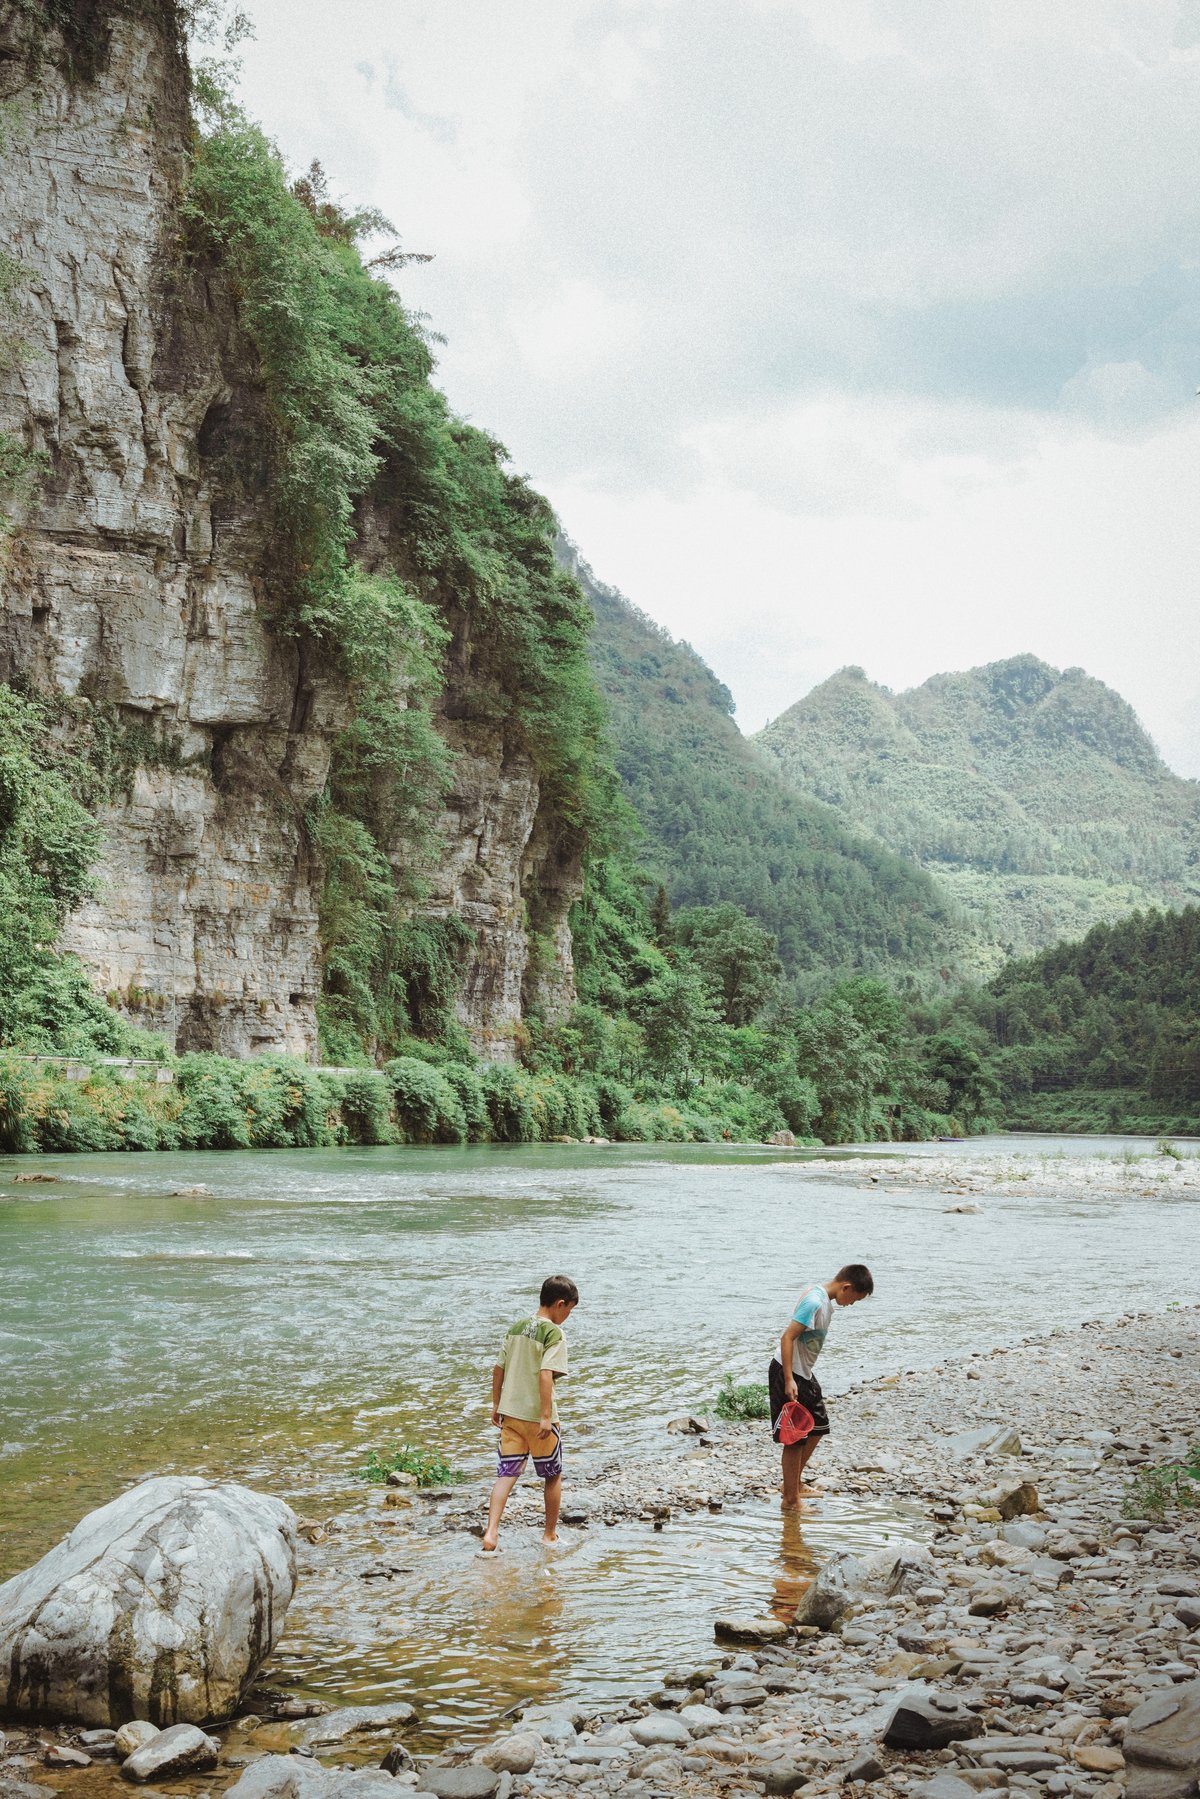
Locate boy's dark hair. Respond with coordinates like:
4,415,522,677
836,1263,874,1295
541,1274,579,1306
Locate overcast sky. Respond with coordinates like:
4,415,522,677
231,0,1200,774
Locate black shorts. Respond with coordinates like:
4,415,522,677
768,1358,830,1442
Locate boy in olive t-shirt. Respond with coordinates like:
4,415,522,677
481,1274,579,1551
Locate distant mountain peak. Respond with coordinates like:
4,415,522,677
756,652,1199,974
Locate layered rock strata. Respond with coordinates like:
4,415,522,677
0,6,578,1059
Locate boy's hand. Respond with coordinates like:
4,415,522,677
540,1416,553,1433
784,1377,798,1402
491,1408,502,1427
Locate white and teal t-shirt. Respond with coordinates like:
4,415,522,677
791,1284,832,1379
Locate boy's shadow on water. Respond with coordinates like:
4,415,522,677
769,1512,818,1623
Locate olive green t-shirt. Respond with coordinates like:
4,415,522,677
497,1316,569,1424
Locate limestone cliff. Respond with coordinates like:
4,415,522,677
0,4,580,1059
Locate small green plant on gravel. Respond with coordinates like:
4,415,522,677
714,1374,772,1422
355,1445,465,1487
1157,1138,1182,1160
1121,1443,1200,1522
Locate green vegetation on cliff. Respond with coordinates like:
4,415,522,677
757,659,1200,975
568,548,958,990
182,113,613,1065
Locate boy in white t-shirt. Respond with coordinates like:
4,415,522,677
481,1274,579,1551
769,1263,873,1510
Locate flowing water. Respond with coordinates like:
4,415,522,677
2,1135,1197,1743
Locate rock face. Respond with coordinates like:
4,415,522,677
0,5,579,1060
1124,1683,1200,1799
0,1475,296,1726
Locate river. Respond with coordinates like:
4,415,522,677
2,1134,1197,1744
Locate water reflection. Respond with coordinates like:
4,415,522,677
770,1510,818,1623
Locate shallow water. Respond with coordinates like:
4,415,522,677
1,1135,1196,1736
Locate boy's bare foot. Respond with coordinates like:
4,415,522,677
481,1534,499,1552
799,1481,823,1496
780,1499,801,1513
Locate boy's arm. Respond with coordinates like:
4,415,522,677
780,1322,802,1399
539,1366,554,1430
491,1363,504,1427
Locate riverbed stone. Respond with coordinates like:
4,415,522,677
843,1752,886,1783
949,1426,1021,1460
683,1706,725,1737
762,1768,812,1795
225,1758,408,1799
419,1770,501,1799
1073,1747,1125,1773
994,1483,1041,1519
0,1475,296,1726
913,1778,977,1799
45,1745,92,1767
114,1722,161,1758
630,1713,689,1747
301,1702,420,1746
1123,1680,1200,1799
120,1723,219,1782
714,1614,789,1645
793,1552,866,1629
479,1735,538,1774
883,1693,984,1751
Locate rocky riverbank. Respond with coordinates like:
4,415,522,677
796,1148,1200,1207
2,1307,1196,1799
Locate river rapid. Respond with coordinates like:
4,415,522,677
2,1135,1197,1744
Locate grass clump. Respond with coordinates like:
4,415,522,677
713,1375,772,1422
1122,1444,1200,1523
355,1445,465,1488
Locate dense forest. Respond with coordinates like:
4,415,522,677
928,907,1200,1135
757,660,1200,976
569,548,966,991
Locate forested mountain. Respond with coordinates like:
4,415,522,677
756,658,1200,976
564,546,964,990
932,906,1200,1134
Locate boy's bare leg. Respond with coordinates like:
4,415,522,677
797,1435,821,1492
781,1443,804,1511
542,1471,562,1542
781,1437,821,1510
482,1473,519,1551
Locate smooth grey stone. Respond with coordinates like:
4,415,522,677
763,1770,812,1796
419,1772,500,1799
629,1715,688,1748
0,1476,295,1728
714,1615,789,1645
883,1693,982,1751
1124,1678,1200,1799
114,1722,160,1758
1009,1685,1063,1706
121,1724,219,1783
479,1735,537,1775
302,1704,419,1746
912,1779,977,1799
977,1753,1064,1772
842,1752,886,1783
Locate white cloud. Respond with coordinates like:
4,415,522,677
227,0,1200,774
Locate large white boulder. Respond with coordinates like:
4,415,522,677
0,1476,296,1726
